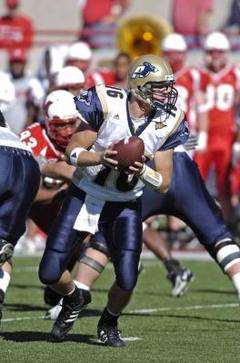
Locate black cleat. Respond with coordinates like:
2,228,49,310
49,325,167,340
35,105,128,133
50,288,91,342
0,240,13,264
44,286,62,306
168,268,194,297
97,323,126,347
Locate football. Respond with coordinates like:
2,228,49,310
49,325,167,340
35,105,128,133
111,136,145,170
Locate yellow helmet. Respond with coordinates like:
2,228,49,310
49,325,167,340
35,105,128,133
128,54,178,116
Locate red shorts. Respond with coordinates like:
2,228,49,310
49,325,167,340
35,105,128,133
194,145,232,194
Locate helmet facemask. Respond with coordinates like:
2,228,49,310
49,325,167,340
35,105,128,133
46,116,80,149
134,80,178,120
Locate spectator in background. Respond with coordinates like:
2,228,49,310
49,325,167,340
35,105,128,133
171,0,214,46
4,48,44,134
113,52,131,88
0,0,34,51
79,0,129,49
225,0,240,29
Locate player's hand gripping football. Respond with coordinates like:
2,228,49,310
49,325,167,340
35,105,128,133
99,147,119,169
128,155,146,175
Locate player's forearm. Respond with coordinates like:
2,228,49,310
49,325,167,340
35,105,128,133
41,161,75,182
139,165,170,193
34,187,60,203
66,146,102,167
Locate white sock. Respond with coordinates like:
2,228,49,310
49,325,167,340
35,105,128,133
0,269,11,293
74,280,90,291
231,272,240,293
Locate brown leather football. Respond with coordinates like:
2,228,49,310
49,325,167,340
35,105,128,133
111,136,145,170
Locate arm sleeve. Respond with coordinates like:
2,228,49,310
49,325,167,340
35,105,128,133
160,119,189,151
74,87,105,132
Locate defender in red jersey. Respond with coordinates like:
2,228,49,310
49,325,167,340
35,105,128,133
194,32,240,222
20,90,79,232
162,33,209,143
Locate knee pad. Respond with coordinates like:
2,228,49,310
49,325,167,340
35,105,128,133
39,250,65,285
213,239,240,272
79,254,106,273
115,250,140,291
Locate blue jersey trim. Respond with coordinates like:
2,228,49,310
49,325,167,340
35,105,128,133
160,119,189,151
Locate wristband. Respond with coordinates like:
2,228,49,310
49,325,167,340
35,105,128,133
69,147,86,166
139,164,163,190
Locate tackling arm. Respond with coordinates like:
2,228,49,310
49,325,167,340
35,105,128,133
41,160,75,182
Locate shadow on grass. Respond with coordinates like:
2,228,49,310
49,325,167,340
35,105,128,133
10,283,42,290
0,331,103,345
5,303,47,312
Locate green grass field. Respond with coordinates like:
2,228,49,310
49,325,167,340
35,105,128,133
1,256,240,363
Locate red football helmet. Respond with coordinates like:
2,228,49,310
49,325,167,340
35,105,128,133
44,90,80,149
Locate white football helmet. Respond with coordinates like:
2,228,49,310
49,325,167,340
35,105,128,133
67,41,92,61
204,32,230,51
128,54,177,117
44,90,80,148
204,32,230,71
54,66,85,94
162,33,187,52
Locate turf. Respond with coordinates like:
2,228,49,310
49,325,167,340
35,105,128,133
1,257,240,363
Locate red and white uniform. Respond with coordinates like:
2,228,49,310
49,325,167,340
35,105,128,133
20,122,63,162
85,69,115,89
20,122,65,234
174,67,205,133
195,65,240,193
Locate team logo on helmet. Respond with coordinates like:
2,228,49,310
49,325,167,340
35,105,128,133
131,62,158,79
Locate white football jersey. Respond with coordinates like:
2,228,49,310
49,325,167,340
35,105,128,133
73,85,188,202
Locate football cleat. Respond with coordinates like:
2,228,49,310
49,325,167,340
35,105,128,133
168,268,194,297
44,299,63,320
49,288,91,342
44,286,62,306
0,240,13,264
97,323,126,348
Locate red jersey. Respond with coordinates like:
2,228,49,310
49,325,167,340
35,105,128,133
199,65,240,146
174,67,205,133
85,69,115,88
0,14,33,50
20,122,62,162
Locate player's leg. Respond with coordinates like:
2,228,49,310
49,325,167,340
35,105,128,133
143,221,193,296
141,176,194,296
214,147,233,224
0,148,40,320
194,148,213,181
167,153,240,299
38,184,91,342
97,199,142,347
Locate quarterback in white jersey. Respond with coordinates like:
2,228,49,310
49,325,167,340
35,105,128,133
38,55,189,343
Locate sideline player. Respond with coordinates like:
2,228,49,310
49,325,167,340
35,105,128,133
38,55,189,343
195,31,240,223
